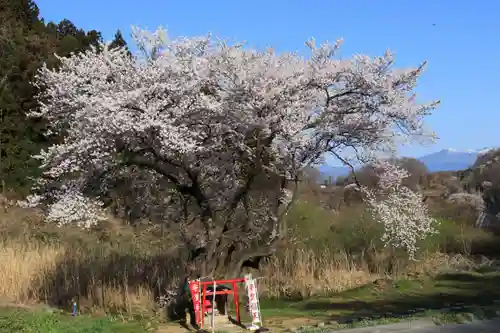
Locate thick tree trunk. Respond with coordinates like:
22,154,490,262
181,176,290,279
185,241,279,280
226,248,275,278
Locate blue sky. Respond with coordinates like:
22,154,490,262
36,0,499,160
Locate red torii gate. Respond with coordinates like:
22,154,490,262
188,277,248,329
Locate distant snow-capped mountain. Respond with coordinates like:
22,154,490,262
317,147,496,180
444,148,493,155
419,148,495,172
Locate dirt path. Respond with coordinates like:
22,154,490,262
155,316,321,333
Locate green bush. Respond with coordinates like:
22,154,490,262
285,200,336,251
287,200,384,254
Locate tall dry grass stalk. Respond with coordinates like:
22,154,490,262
0,240,63,301
0,239,159,312
259,248,377,298
0,237,380,310
0,236,485,313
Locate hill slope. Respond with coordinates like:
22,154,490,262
318,148,495,181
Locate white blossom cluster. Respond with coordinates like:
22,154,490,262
25,27,439,244
363,160,438,259
20,184,106,228
447,192,485,211
45,191,106,228
279,188,293,206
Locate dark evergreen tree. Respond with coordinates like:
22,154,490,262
109,29,131,57
0,0,103,193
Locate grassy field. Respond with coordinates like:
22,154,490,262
1,196,500,332
0,264,499,332
259,268,500,320
0,307,155,333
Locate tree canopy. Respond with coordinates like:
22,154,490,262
25,27,439,276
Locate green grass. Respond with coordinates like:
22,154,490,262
257,269,500,330
280,306,500,333
0,308,155,333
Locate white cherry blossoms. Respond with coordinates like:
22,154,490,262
21,26,439,248
362,160,438,259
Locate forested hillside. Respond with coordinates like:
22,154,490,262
0,0,128,192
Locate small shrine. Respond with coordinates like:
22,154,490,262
186,274,268,332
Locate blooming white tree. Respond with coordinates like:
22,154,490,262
361,160,437,259
26,26,439,276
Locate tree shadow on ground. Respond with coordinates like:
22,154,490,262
470,234,500,258
37,248,188,317
301,271,500,324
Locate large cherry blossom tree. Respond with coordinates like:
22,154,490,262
26,27,439,276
